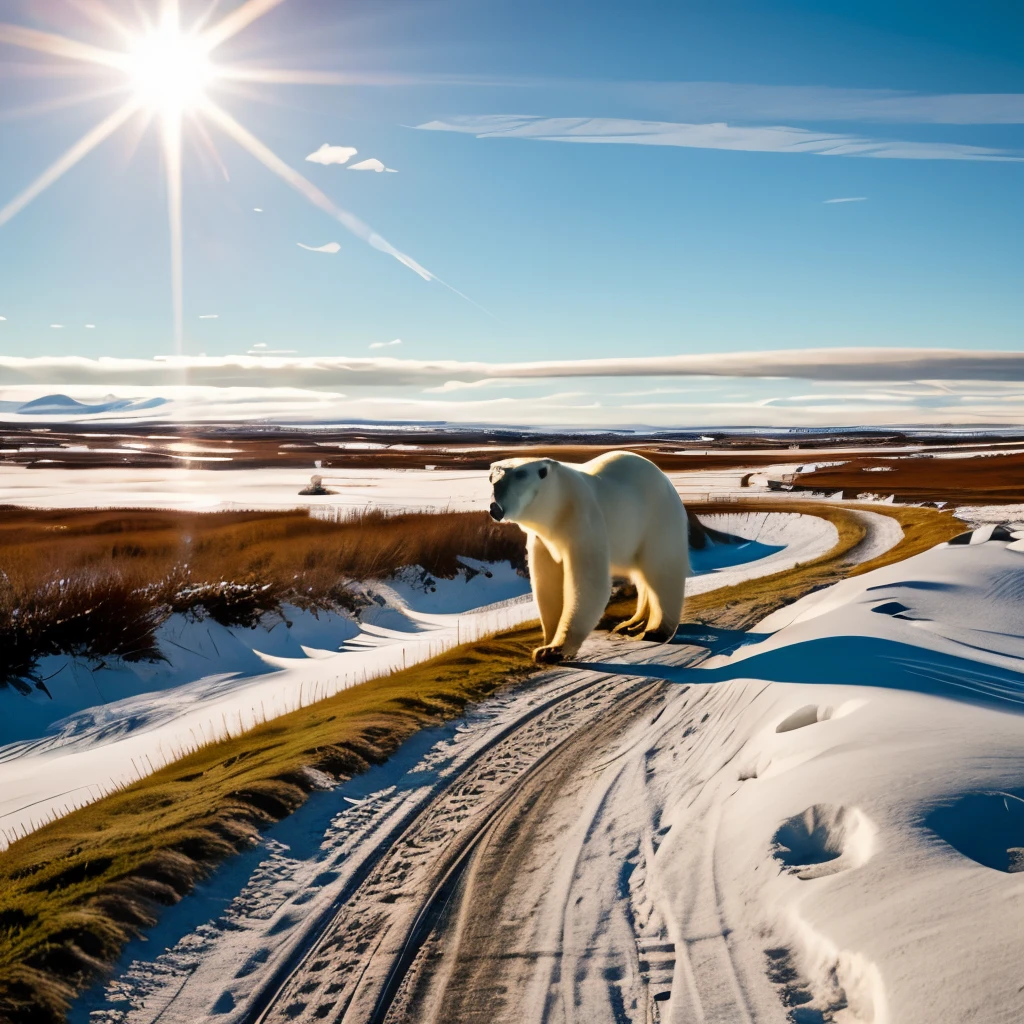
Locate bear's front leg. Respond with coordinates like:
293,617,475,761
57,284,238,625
527,533,564,646
532,644,565,664
537,539,610,662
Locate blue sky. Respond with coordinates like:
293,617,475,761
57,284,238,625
0,0,1022,425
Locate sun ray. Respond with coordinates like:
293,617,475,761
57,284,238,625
0,98,140,228
200,0,289,53
215,67,428,86
161,112,185,351
65,0,136,45
159,0,181,26
191,0,230,36
191,115,232,181
0,61,112,79
1,82,128,122
0,22,129,71
200,98,435,281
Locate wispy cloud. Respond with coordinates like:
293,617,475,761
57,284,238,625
6,348,1024,390
417,115,1022,162
297,242,341,253
3,379,1024,428
349,158,398,173
198,314,219,319
369,338,403,349
616,82,1024,125
305,144,358,166
49,324,63,328
824,196,867,203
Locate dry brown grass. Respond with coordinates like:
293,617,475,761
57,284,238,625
0,507,526,692
796,451,1024,504
0,506,524,593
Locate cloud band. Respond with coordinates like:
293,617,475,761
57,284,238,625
4,348,1024,389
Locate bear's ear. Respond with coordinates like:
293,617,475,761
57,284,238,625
539,466,548,479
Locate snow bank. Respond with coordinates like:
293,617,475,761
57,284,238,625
0,565,533,846
676,536,1024,1022
955,504,1024,528
688,511,839,595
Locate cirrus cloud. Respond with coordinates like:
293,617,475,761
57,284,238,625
416,115,1023,162
5,348,1024,391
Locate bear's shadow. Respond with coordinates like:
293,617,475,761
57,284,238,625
579,632,1024,714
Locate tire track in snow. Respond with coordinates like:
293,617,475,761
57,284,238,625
249,669,662,1024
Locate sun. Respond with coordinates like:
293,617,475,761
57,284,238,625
126,17,214,116
0,0,443,353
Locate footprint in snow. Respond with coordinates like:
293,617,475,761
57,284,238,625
772,804,875,880
775,699,867,734
925,790,1024,873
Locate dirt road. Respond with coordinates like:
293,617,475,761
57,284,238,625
209,636,787,1024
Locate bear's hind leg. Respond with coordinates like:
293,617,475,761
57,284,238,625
528,534,564,645
612,576,650,636
640,558,685,643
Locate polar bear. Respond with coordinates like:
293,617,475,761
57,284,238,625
488,450,689,663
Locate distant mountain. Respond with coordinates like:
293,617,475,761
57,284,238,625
16,394,168,416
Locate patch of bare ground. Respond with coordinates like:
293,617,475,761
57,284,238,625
9,425,1023,473
794,450,1024,504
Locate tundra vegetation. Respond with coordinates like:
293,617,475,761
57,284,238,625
0,506,525,694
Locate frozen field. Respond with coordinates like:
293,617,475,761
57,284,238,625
0,462,833,512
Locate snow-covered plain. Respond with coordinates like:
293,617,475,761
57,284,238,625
70,527,1024,1024
0,465,490,512
0,512,851,847
0,463,838,512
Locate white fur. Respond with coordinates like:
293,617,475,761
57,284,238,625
488,451,690,662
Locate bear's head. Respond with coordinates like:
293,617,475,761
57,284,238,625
488,458,556,525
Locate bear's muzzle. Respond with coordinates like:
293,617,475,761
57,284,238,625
489,501,505,521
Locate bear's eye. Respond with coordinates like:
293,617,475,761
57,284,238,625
539,467,548,478
515,470,527,480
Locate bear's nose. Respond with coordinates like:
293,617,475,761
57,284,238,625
489,501,504,521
